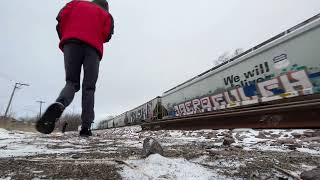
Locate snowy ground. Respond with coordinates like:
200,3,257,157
0,127,320,179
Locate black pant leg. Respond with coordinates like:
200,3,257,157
81,45,100,129
56,43,84,107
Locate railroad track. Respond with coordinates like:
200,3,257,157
141,94,320,130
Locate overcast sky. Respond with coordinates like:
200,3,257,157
0,0,319,125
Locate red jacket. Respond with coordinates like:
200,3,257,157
56,0,114,59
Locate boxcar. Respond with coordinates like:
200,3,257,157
161,14,320,118
112,112,127,127
126,97,162,124
107,119,114,129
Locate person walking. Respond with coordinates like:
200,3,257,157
36,0,114,137
62,122,68,133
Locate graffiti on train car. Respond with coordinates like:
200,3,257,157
127,102,153,123
172,68,320,117
224,61,271,88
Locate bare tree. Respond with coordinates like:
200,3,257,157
214,52,230,66
56,114,81,132
232,48,244,57
213,48,244,66
19,116,38,123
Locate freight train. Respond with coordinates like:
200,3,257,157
98,13,320,129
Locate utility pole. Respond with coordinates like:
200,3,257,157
4,82,29,118
36,100,46,118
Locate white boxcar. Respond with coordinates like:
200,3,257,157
112,112,127,127
107,119,114,128
162,14,320,117
99,120,109,129
126,97,161,124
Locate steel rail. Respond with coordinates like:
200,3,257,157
142,94,320,130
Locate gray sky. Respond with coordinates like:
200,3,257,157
0,0,319,125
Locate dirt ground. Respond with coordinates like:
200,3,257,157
0,127,320,179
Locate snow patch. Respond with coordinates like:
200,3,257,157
296,148,320,155
0,177,11,180
119,154,225,180
0,130,86,158
0,128,9,133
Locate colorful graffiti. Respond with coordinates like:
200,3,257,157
172,69,320,117
127,101,154,124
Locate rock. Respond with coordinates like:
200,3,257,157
291,132,303,138
205,132,216,139
263,131,271,136
249,170,259,178
308,143,320,149
301,137,320,143
276,138,296,145
278,176,290,180
229,146,242,151
301,167,320,180
303,131,315,138
217,132,225,136
0,145,7,149
256,132,267,139
197,131,205,137
71,154,81,159
312,130,320,137
237,135,248,141
234,132,241,140
142,137,163,157
223,137,235,146
182,132,187,136
270,142,281,146
287,144,302,150
270,133,281,138
225,133,233,138
187,132,192,137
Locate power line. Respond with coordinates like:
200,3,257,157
4,82,30,117
36,100,46,118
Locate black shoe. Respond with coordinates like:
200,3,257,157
36,102,65,134
79,128,92,137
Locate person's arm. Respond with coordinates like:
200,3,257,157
56,9,63,40
56,2,74,39
104,13,114,43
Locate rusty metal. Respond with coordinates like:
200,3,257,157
141,94,320,130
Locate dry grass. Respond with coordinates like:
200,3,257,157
0,113,81,133
0,117,37,132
